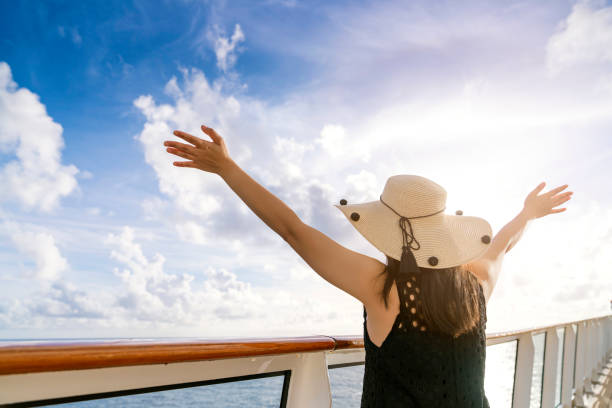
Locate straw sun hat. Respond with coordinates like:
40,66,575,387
334,175,493,275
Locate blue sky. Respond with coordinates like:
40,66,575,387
0,0,611,339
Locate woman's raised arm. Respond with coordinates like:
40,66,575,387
467,182,573,302
164,125,385,306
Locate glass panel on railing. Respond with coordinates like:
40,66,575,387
328,363,365,408
530,332,546,408
555,327,565,407
57,373,287,407
484,340,517,408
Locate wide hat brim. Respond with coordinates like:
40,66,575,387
334,200,493,269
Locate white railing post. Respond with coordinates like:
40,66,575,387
608,317,612,356
586,321,593,382
596,321,601,372
599,320,605,362
602,318,608,360
607,318,612,357
604,318,610,360
512,333,535,408
587,321,598,388
541,328,559,408
286,351,332,408
573,321,589,406
604,317,608,348
604,317,612,361
591,321,601,382
602,317,608,354
560,324,576,408
605,318,609,355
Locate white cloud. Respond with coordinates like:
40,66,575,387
175,220,210,245
546,0,612,75
0,61,80,213
103,225,264,323
0,222,359,336
3,221,69,280
344,170,380,203
315,124,371,163
211,23,245,72
140,196,170,221
272,135,314,182
30,281,106,319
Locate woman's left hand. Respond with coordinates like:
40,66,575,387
163,125,233,175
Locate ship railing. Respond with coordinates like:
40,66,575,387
0,314,610,407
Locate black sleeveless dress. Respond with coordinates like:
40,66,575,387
361,274,490,407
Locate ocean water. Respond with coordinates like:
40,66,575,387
6,335,558,407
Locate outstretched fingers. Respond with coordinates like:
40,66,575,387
201,125,223,144
173,160,197,167
167,146,196,160
544,184,568,197
165,141,198,154
550,191,572,215
528,182,545,198
549,207,567,214
173,130,205,147
552,192,573,203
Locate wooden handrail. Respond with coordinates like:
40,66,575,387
0,336,336,375
0,314,608,376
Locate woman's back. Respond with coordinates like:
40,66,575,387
361,273,489,408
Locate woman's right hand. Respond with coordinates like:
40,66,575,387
163,125,234,176
522,182,573,220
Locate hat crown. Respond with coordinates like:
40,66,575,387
381,175,447,218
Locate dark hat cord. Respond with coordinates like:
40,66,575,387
379,195,446,278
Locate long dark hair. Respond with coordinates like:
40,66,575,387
377,255,482,337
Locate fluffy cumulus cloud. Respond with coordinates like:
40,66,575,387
211,23,245,72
29,282,106,319
547,0,612,75
4,220,69,281
315,124,371,163
132,65,358,251
0,62,80,213
0,61,79,300
0,225,350,336
103,226,238,325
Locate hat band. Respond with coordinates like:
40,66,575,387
379,195,446,277
379,195,446,220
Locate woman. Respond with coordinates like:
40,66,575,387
163,125,572,407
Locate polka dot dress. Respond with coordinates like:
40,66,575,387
361,274,490,408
